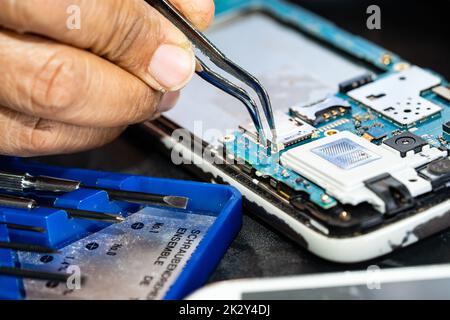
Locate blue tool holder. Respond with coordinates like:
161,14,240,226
0,156,242,300
0,216,22,300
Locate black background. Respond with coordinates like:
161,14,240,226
294,0,450,79
39,0,450,283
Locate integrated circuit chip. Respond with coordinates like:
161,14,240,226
366,126,387,141
312,138,381,170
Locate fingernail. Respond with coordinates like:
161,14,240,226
159,91,181,112
149,44,195,91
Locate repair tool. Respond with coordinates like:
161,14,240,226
0,171,189,210
147,0,278,148
0,241,58,254
0,266,69,283
0,194,124,223
0,157,242,300
0,222,46,233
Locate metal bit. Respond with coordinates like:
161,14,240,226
0,194,124,224
105,189,189,209
0,266,69,283
0,241,59,254
0,171,189,210
62,207,125,223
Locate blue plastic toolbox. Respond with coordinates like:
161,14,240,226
0,156,242,300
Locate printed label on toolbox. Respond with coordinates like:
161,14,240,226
19,207,216,300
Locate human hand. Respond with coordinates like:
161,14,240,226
0,0,214,156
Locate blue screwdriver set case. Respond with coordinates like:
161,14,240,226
0,156,242,300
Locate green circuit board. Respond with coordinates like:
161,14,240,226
224,81,450,210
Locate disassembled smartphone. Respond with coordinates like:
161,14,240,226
141,0,450,262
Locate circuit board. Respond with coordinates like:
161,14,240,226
212,0,450,214
223,80,450,210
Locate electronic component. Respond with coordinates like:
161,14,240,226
383,131,429,157
311,138,381,170
280,131,436,214
433,85,450,102
444,121,450,135
427,158,450,176
290,96,351,125
239,160,254,175
365,126,387,141
339,73,374,93
348,66,442,126
240,111,316,149
419,157,450,190
364,174,414,216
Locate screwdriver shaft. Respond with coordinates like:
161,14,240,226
0,194,124,223
0,222,46,233
103,188,189,209
0,241,59,254
0,266,69,283
62,207,125,223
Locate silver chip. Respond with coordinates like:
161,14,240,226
312,138,381,170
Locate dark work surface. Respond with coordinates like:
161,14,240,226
36,1,450,282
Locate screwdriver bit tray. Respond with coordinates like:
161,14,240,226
0,156,242,300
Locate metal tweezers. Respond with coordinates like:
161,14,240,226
147,0,277,147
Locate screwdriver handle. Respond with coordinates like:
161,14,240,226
0,171,27,192
0,171,80,193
